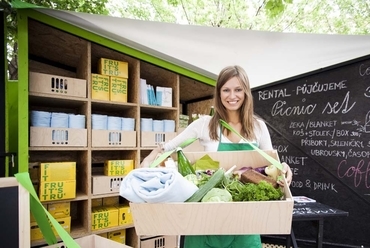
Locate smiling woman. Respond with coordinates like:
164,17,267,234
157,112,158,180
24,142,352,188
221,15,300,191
141,65,293,248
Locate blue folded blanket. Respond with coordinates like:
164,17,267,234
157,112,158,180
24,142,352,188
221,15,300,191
119,168,199,203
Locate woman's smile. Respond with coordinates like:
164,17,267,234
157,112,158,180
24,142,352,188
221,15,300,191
221,77,245,111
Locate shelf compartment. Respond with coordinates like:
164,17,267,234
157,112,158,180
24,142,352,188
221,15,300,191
91,43,140,105
29,150,90,197
92,130,136,148
30,127,87,147
29,71,87,98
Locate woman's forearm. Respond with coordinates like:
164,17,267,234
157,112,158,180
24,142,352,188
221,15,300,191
140,146,162,167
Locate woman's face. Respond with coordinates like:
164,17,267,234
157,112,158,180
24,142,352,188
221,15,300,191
220,76,245,112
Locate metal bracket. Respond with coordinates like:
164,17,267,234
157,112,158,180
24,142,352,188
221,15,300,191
0,152,17,167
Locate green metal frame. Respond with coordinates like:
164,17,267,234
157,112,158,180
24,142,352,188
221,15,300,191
15,8,216,173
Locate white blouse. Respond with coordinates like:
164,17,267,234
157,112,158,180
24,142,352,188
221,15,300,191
163,115,273,152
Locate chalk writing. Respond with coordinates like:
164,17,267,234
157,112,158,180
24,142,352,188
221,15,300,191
359,64,370,76
337,159,370,188
365,87,370,98
296,80,347,95
271,99,316,116
280,155,308,165
322,91,356,114
252,57,370,245
258,88,291,100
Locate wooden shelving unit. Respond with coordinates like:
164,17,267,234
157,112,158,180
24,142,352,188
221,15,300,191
24,14,215,247
26,18,180,247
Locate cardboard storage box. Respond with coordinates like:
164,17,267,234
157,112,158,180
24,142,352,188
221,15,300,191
43,234,132,248
141,132,176,147
104,160,134,176
130,150,294,236
98,58,129,78
31,216,71,241
29,72,87,98
91,206,119,230
117,204,133,225
92,175,125,195
47,202,71,218
110,76,128,102
30,127,87,147
92,130,136,147
91,73,110,101
140,235,178,248
39,180,76,202
39,162,76,182
108,229,126,244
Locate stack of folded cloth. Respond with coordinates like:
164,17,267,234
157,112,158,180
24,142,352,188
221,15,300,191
120,168,198,203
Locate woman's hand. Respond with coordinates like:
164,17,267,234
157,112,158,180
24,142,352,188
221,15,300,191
140,146,163,168
277,162,293,187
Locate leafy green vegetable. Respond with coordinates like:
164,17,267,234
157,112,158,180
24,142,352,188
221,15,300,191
196,170,284,202
201,188,233,202
224,179,284,201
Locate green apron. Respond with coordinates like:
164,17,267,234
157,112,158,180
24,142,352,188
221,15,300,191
184,131,262,248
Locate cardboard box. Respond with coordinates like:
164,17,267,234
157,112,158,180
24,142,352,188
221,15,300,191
97,232,108,238
92,130,136,147
43,234,132,248
91,73,109,100
92,198,103,207
104,160,134,176
92,175,124,195
140,235,178,248
130,150,294,236
103,196,120,206
108,229,126,244
39,180,76,202
110,76,128,102
29,72,87,98
30,127,87,147
141,132,177,147
31,216,71,241
98,58,128,78
39,162,76,182
117,205,133,226
91,206,119,230
47,202,71,218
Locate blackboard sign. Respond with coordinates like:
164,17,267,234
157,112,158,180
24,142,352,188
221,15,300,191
252,55,370,247
0,177,30,248
0,186,19,248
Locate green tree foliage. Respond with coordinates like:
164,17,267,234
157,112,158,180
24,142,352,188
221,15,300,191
107,0,369,35
4,0,109,79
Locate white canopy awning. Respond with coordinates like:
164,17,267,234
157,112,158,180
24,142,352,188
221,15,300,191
33,7,370,88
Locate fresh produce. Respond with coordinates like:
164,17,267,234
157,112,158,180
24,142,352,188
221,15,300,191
240,169,278,188
201,188,232,202
185,168,225,202
234,166,267,177
224,179,283,201
234,165,278,188
264,164,280,181
185,174,199,186
176,147,196,177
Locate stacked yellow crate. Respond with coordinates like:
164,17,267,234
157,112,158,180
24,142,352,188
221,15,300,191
92,58,128,103
30,162,76,241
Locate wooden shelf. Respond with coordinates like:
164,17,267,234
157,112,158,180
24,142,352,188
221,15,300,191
91,192,119,199
29,147,88,151
26,17,195,248
31,225,88,247
92,224,135,235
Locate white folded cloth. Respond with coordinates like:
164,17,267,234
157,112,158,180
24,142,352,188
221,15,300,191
119,168,198,203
